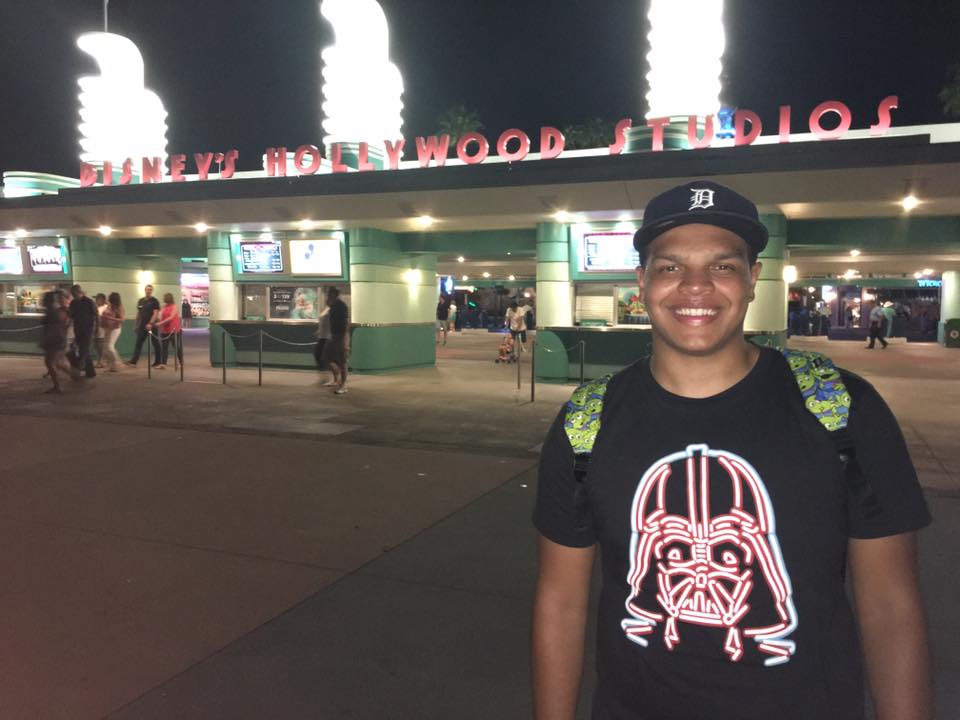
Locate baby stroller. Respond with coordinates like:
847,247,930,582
495,333,517,363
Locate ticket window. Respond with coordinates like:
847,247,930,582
241,285,268,320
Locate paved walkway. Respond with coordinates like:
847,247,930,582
0,333,957,718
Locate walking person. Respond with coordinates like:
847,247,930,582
436,295,450,346
68,284,97,378
39,291,72,394
94,293,108,367
126,284,161,366
866,302,888,349
153,293,182,369
313,300,336,386
321,287,349,394
505,300,527,356
101,292,124,372
531,181,931,720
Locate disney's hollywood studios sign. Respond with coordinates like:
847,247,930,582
79,96,899,188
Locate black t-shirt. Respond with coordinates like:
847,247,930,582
136,296,160,329
68,295,97,336
534,347,930,720
437,301,450,321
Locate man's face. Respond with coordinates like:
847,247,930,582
637,224,761,358
145,285,153,297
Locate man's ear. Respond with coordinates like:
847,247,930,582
748,260,762,300
635,266,645,301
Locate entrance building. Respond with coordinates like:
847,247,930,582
3,125,960,377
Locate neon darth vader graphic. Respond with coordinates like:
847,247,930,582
620,444,798,666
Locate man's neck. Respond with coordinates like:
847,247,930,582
649,338,761,399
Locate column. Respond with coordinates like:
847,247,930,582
535,222,573,327
940,271,960,346
744,213,788,347
207,231,238,321
348,227,436,371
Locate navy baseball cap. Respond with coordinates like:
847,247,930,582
634,180,769,262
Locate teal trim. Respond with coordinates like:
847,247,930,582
797,276,943,289
787,217,960,251
350,324,435,372
534,330,568,381
399,229,537,257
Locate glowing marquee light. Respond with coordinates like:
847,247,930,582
645,0,725,119
320,0,404,154
77,32,168,165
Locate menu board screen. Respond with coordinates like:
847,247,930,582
289,239,342,275
27,245,66,273
239,241,283,273
0,247,24,275
581,231,640,272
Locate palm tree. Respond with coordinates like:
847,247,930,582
939,63,960,118
436,104,485,151
561,117,619,150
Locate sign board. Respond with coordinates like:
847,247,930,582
0,247,24,275
269,286,319,320
239,241,283,273
582,231,640,272
289,239,342,275
27,245,65,273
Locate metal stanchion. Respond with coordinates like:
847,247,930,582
258,330,263,387
221,329,227,385
579,340,585,385
147,331,152,379
517,343,522,391
178,331,184,382
530,339,536,403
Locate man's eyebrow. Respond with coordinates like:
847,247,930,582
647,251,746,263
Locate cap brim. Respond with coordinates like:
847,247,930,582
635,211,769,257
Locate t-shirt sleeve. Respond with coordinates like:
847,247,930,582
843,371,932,539
532,408,597,548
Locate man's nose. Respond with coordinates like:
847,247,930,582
678,267,714,294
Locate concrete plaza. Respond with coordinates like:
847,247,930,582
0,331,956,718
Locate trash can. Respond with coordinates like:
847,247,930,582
940,319,960,348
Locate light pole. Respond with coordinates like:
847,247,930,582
103,0,109,32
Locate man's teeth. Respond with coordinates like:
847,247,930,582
674,308,718,317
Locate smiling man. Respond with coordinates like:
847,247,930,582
531,181,932,720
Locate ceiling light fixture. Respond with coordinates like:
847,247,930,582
508,274,516,281
457,256,465,263
553,209,571,222
98,225,113,236
461,274,469,281
193,222,209,233
921,268,934,276
14,228,27,238
416,215,435,228
849,249,861,257
482,271,491,278
298,219,315,231
901,194,919,211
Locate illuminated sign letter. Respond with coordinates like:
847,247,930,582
329,143,349,173
646,117,670,152
294,144,322,175
609,118,632,155
457,132,489,165
496,129,530,163
540,126,564,160
734,110,762,146
357,142,375,172
142,156,164,183
218,150,239,179
809,100,851,140
384,139,405,170
119,158,133,184
265,147,288,177
170,154,187,182
870,95,898,137
194,152,214,180
778,106,791,143
687,116,714,149
102,160,114,186
416,135,450,167
80,162,97,187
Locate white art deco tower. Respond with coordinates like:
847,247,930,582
644,0,725,119
76,32,169,165
320,0,404,155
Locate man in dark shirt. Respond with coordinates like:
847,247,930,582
531,181,931,720
68,284,98,378
126,284,161,366
322,287,349,394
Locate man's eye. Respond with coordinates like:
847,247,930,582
713,264,736,272
658,265,679,273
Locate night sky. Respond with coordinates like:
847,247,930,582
1,0,958,177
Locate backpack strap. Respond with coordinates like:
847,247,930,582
563,376,612,531
782,348,881,520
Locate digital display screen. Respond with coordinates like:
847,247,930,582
289,239,342,275
0,247,24,275
27,245,65,273
239,241,283,273
582,231,640,272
